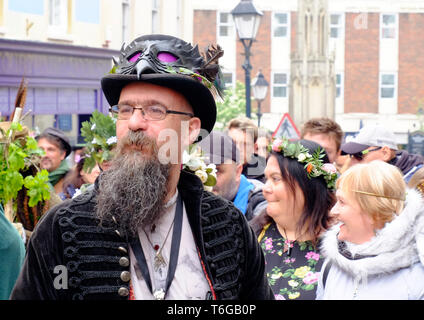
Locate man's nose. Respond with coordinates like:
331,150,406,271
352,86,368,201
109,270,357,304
127,109,148,132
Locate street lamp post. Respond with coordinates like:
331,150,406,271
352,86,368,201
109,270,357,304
251,70,269,127
231,0,263,119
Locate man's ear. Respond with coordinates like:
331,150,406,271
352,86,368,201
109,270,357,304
235,163,243,178
187,117,201,145
60,150,66,161
381,146,393,162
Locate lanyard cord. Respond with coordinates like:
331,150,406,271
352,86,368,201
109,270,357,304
130,193,183,298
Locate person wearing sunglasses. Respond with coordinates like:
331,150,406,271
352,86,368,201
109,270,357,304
341,125,424,183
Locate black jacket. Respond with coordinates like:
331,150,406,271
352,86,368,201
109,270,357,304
10,170,273,300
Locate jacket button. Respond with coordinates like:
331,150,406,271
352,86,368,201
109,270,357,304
118,246,128,254
119,257,130,267
120,271,131,282
118,287,129,297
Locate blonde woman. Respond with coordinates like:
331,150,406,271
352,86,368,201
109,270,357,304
317,160,424,299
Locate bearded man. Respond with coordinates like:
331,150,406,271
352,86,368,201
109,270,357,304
10,34,273,300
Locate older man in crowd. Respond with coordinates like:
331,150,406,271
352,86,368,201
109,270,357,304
198,130,267,221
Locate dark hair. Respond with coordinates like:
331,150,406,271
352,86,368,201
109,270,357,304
250,139,335,244
61,158,86,199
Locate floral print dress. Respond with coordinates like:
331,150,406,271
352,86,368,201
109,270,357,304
259,221,323,300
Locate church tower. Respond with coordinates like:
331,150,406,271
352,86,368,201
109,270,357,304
289,0,336,127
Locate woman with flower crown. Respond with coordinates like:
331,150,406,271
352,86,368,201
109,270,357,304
250,138,337,300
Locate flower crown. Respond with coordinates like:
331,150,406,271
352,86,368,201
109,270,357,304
182,146,217,192
80,110,117,173
269,138,338,190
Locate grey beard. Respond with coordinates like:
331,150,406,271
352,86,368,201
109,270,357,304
95,131,170,238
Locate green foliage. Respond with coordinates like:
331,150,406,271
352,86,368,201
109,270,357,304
0,124,50,207
80,110,117,173
23,169,51,207
215,81,249,129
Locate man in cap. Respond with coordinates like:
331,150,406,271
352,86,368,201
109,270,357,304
36,127,72,193
341,124,424,182
11,34,273,300
198,131,267,221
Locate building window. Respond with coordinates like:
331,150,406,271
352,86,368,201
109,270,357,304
273,13,288,37
152,0,159,33
272,73,288,98
218,12,233,37
75,0,99,24
222,72,234,88
9,0,44,15
49,0,68,33
122,0,130,43
57,114,72,132
380,73,396,98
330,14,343,38
336,73,343,98
381,14,397,39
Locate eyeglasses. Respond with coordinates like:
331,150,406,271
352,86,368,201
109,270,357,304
349,146,382,161
110,104,194,121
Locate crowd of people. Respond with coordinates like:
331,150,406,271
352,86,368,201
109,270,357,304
1,33,424,301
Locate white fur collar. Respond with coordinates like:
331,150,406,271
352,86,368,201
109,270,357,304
320,188,424,277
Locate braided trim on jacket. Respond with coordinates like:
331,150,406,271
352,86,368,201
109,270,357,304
199,191,247,300
56,190,131,300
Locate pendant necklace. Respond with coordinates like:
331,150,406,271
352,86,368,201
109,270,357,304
282,228,302,257
144,220,174,271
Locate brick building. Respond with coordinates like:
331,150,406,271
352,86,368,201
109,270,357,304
1,0,423,146
192,0,424,145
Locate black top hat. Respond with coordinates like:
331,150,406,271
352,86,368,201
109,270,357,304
101,34,225,136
